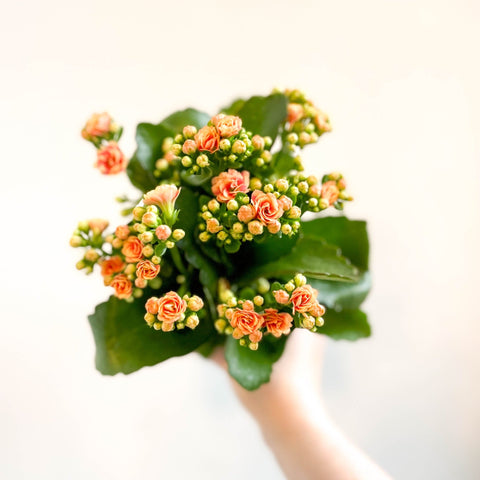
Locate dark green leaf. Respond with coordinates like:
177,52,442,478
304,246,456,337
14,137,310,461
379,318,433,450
273,149,299,176
302,217,369,270
88,296,214,375
237,234,359,284
220,98,246,115
236,93,288,140
161,108,210,134
225,335,287,390
318,308,371,341
127,123,172,192
309,271,371,310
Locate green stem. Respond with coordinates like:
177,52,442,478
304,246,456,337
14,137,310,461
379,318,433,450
170,246,187,275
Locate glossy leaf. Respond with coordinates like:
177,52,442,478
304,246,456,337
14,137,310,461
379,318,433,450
225,335,287,390
302,217,369,270
318,308,371,341
309,271,372,310
161,108,210,134
236,93,288,140
237,234,359,284
88,296,214,375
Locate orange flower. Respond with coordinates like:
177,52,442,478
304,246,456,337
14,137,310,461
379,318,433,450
110,274,132,299
115,225,130,240
251,190,284,225
310,302,326,318
212,114,242,138
82,112,112,140
287,103,304,126
195,126,220,153
95,141,127,175
136,259,160,280
157,291,187,323
273,289,290,305
88,218,109,233
143,185,180,208
290,284,318,314
278,195,293,211
230,307,264,338
211,169,250,203
155,225,172,241
145,297,160,315
121,236,143,263
314,109,332,132
182,139,197,155
321,181,340,206
100,256,125,277
263,308,293,337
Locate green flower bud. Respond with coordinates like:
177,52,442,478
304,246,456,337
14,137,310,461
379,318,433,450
264,136,272,148
208,199,220,212
319,198,330,209
217,231,228,241
287,132,298,144
133,206,146,221
253,295,264,306
281,224,292,235
196,154,209,168
171,144,182,156
174,134,183,143
199,232,211,242
142,245,154,257
77,220,89,233
215,319,227,333
315,317,325,327
220,138,231,152
256,158,265,167
298,181,309,193
227,199,239,211
165,241,175,249
294,273,307,286
172,229,185,241
249,343,258,351
181,156,192,167
151,255,161,265
139,231,154,243
155,158,169,171
232,140,246,154
183,125,197,138
186,314,200,329
69,235,84,248
257,278,270,294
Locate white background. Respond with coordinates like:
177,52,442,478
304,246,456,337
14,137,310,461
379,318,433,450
1,0,479,478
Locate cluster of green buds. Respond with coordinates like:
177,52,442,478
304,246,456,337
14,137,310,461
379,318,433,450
70,218,110,274
278,88,332,150
144,292,204,332
157,114,273,179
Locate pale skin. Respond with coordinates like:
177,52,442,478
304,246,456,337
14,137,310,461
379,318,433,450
212,329,393,480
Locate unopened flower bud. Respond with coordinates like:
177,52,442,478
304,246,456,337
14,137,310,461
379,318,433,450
151,255,161,264
302,316,315,329
275,178,289,192
227,199,239,211
144,313,155,326
298,181,309,194
215,319,227,333
183,125,197,139
319,198,330,209
264,136,272,148
139,231,154,244
76,260,85,270
299,132,311,145
187,295,204,312
248,220,264,235
308,198,318,208
315,317,325,327
285,281,295,292
208,199,220,212
133,206,146,221
217,231,228,241
267,221,281,234
112,237,123,249
84,249,100,262
153,322,162,330
196,154,209,168
181,156,192,167
156,158,169,171
263,183,274,193
287,132,298,144
162,322,175,332
172,229,185,241
294,273,307,286
142,212,158,227
155,224,172,241
186,314,200,329
232,222,244,234
250,177,262,190
253,295,264,306
219,138,231,152
199,232,211,242
244,233,253,241
281,224,292,235
143,245,154,257
249,343,259,351
165,241,175,249
70,235,84,247
171,144,182,156
289,186,299,196
227,297,237,308
288,206,302,219
135,277,147,288
124,264,136,275
232,140,246,154
251,135,265,150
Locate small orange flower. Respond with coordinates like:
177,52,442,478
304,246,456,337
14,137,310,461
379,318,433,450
110,274,132,299
195,126,220,153
88,218,109,233
230,308,264,338
273,289,290,305
211,114,242,138
145,297,160,315
95,141,127,175
251,190,284,225
156,291,187,323
211,169,250,203
290,284,318,314
143,185,180,208
136,259,160,280
287,103,304,126
263,308,293,337
237,204,256,223
321,181,340,206
115,225,130,240
100,256,125,277
121,236,143,263
82,112,112,140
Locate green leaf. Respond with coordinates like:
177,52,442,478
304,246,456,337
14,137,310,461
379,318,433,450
272,149,299,176
127,109,210,192
318,308,371,341
88,296,214,375
302,217,369,270
309,271,371,310
225,335,287,390
220,98,246,115
237,234,359,284
236,93,288,140
127,123,172,192
161,108,210,134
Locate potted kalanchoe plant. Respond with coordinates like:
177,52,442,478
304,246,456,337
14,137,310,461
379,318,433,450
71,89,371,390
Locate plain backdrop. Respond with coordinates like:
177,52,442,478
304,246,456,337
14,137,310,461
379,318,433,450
1,0,479,478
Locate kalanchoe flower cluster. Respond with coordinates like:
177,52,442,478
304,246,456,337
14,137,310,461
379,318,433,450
71,184,186,302
156,114,273,179
215,274,326,349
144,292,204,332
81,112,127,175
280,88,332,150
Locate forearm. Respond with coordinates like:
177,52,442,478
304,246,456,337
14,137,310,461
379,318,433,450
243,385,392,480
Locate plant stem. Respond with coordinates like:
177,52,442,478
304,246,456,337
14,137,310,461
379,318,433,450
170,246,187,275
